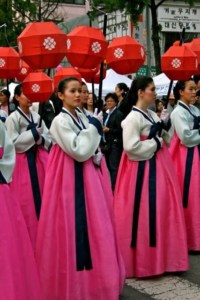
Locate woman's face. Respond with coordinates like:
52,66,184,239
87,94,93,106
0,93,8,105
16,92,32,108
58,80,81,109
140,83,156,105
180,80,196,104
105,97,117,110
115,86,123,98
157,101,164,112
80,84,89,104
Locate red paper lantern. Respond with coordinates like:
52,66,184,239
0,47,20,79
16,60,33,82
66,26,107,69
77,65,106,84
18,22,67,70
106,36,145,75
186,39,200,74
161,44,198,80
22,72,53,103
53,67,82,90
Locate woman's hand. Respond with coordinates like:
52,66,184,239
103,126,110,133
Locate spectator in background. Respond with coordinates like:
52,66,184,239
195,89,200,110
156,99,164,118
0,89,15,115
194,75,200,91
102,93,124,191
77,81,91,117
115,83,131,118
167,93,177,115
86,93,97,114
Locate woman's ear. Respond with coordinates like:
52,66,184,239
138,89,144,99
57,92,64,101
14,95,20,103
179,89,184,97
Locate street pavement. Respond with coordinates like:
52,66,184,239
120,253,200,299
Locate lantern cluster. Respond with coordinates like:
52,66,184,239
0,21,150,103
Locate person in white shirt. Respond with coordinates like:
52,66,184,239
170,79,200,251
0,120,42,299
6,84,51,249
114,76,188,278
36,77,125,300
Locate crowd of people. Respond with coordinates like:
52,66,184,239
0,74,200,299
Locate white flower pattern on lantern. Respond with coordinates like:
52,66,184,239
171,58,181,69
18,41,22,54
67,39,71,50
91,42,101,54
140,47,145,58
114,48,124,59
0,58,6,68
21,67,28,74
43,37,56,51
32,84,40,93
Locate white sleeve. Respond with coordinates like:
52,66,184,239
171,109,200,147
6,116,37,153
161,124,174,146
122,115,160,161
0,121,15,183
41,120,52,151
50,116,102,162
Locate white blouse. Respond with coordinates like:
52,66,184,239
122,107,173,161
171,101,200,147
50,108,102,162
0,120,15,183
5,109,51,153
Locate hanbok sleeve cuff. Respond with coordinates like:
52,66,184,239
0,171,7,184
153,136,161,153
89,117,102,136
31,127,40,142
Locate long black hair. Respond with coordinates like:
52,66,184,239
13,84,23,107
116,82,129,98
126,76,154,107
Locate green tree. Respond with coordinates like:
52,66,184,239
0,0,62,47
91,0,196,74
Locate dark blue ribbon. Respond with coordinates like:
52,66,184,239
16,108,41,218
61,108,93,271
131,107,161,248
178,102,200,208
0,170,7,184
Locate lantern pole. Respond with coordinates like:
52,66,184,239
98,13,107,107
164,27,186,109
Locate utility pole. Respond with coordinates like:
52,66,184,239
146,6,151,76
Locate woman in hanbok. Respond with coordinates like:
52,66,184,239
114,76,189,278
0,120,41,299
170,79,200,250
36,77,125,300
6,84,51,249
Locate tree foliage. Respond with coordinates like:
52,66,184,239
0,0,62,47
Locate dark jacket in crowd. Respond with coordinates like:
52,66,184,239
102,108,124,191
117,97,132,118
